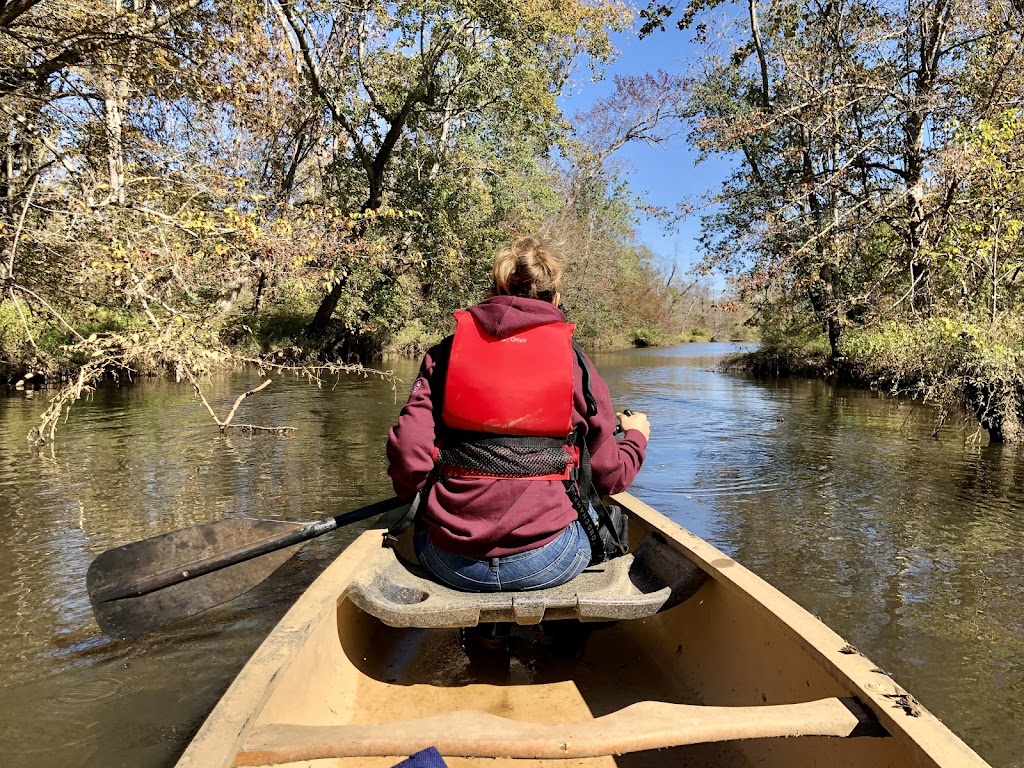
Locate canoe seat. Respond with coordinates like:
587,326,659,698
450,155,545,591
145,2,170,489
344,532,708,628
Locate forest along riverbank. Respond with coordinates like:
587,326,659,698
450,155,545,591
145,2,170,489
0,342,1020,767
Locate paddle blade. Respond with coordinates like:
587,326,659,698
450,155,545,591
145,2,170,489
88,518,306,639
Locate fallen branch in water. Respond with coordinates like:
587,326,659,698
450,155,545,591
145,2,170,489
32,364,95,446
241,354,397,395
184,372,296,435
26,331,396,448
31,352,125,446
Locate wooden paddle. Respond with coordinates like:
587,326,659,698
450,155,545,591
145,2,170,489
87,496,406,639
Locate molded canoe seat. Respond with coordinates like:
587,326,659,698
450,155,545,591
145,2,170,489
235,697,883,765
344,533,708,628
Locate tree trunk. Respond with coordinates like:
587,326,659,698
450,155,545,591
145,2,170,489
799,120,843,361
306,275,348,337
96,0,132,205
902,0,950,312
252,271,267,315
905,111,927,311
1,119,15,222
99,66,126,205
976,387,1024,443
748,0,771,110
304,96,419,338
304,170,382,337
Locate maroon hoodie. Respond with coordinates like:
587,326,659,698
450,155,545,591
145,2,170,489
386,295,648,558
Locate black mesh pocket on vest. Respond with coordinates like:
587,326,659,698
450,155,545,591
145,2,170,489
437,436,572,478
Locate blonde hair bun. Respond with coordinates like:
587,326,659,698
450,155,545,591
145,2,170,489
493,236,564,301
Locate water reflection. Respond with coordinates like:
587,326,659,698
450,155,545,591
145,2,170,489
0,371,409,767
0,345,1021,767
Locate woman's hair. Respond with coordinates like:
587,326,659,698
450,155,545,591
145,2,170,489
492,236,564,302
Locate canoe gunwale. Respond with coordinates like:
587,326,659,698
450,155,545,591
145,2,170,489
608,492,989,768
174,533,384,768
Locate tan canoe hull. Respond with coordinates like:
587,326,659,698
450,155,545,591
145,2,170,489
175,492,990,768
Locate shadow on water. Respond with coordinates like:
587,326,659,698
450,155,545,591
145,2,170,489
1,347,1022,767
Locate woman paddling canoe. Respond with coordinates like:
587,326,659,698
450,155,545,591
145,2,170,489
386,235,651,591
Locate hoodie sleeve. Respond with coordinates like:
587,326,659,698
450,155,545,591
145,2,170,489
386,340,449,501
578,353,648,496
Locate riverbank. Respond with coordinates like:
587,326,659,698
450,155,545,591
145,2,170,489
1,302,759,393
725,318,1024,443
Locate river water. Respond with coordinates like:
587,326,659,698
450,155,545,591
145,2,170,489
0,343,1020,767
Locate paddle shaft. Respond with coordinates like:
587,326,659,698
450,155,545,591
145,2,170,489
94,496,403,603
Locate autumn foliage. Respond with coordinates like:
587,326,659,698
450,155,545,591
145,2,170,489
644,0,1024,440
1,0,714,430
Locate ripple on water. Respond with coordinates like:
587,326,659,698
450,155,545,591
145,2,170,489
3,667,140,761
53,671,134,706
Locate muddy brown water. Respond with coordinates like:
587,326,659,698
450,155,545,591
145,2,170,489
0,343,1020,767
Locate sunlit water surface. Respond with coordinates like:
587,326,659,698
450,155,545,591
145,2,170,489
0,343,1021,767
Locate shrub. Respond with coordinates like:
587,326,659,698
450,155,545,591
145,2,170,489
841,316,1024,441
630,326,666,348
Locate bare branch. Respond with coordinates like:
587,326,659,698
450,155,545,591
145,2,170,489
182,370,296,434
0,0,44,28
9,288,37,351
221,378,273,428
12,284,86,340
272,0,372,173
6,174,37,278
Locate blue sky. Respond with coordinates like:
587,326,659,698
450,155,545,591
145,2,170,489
559,22,736,279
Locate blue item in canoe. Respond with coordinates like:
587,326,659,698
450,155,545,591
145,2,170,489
391,747,449,768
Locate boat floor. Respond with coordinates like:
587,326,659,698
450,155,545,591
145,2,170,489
245,604,886,768
262,622,752,768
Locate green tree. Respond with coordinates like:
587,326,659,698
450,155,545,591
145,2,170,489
275,0,628,336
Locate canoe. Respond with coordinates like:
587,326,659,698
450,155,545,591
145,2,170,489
175,491,990,768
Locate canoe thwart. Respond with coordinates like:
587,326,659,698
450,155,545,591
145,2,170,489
234,696,887,765
344,532,709,628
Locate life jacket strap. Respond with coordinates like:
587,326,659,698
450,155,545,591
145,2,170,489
565,425,629,565
382,482,427,549
572,341,598,418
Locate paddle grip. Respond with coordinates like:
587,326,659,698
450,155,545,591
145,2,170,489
614,409,635,436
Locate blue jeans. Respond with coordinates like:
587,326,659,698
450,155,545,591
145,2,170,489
414,522,591,592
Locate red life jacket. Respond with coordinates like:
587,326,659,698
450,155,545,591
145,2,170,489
384,309,626,564
438,310,579,481
442,310,576,437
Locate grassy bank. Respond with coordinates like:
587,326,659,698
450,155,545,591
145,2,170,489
726,318,1024,443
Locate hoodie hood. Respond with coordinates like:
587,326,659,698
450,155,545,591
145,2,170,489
465,295,567,338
